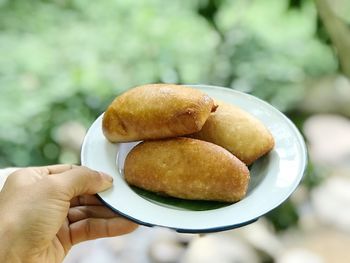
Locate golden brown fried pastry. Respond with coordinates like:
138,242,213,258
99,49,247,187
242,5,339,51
124,137,250,202
191,101,274,165
102,84,217,142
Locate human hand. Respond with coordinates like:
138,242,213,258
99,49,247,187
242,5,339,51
0,165,138,263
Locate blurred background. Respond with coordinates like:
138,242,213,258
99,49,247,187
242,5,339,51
1,0,350,262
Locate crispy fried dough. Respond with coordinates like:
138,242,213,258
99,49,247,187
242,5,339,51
191,101,274,165
102,84,216,142
124,137,250,202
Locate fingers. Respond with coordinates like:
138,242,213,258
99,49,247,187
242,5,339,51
68,206,117,223
70,195,103,207
34,164,76,175
51,166,113,200
2,165,76,188
8,166,113,201
69,217,138,245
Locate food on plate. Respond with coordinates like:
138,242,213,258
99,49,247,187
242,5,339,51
124,137,250,202
102,84,217,142
191,101,274,165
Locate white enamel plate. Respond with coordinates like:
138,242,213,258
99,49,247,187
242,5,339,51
81,85,307,233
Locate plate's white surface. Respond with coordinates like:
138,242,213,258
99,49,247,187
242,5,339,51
81,85,307,233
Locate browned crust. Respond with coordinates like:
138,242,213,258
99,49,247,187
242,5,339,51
191,101,275,165
102,84,215,142
124,137,250,202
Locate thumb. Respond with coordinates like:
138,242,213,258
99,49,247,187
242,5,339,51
53,166,113,200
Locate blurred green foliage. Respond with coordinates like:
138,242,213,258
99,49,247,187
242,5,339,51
0,0,338,167
0,0,347,231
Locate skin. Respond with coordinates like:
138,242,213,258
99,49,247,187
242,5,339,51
0,165,138,263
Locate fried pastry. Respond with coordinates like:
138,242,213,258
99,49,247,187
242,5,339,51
102,84,217,142
191,101,274,165
124,137,250,202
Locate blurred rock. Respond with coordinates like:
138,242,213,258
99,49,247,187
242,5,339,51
303,229,350,263
149,239,185,263
311,170,350,231
232,218,283,258
181,233,259,263
102,226,197,263
279,228,350,263
63,239,114,263
277,248,324,263
147,227,187,263
297,203,320,232
175,232,198,245
104,226,155,263
303,114,350,167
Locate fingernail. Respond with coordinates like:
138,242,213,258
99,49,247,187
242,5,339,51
100,172,113,183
